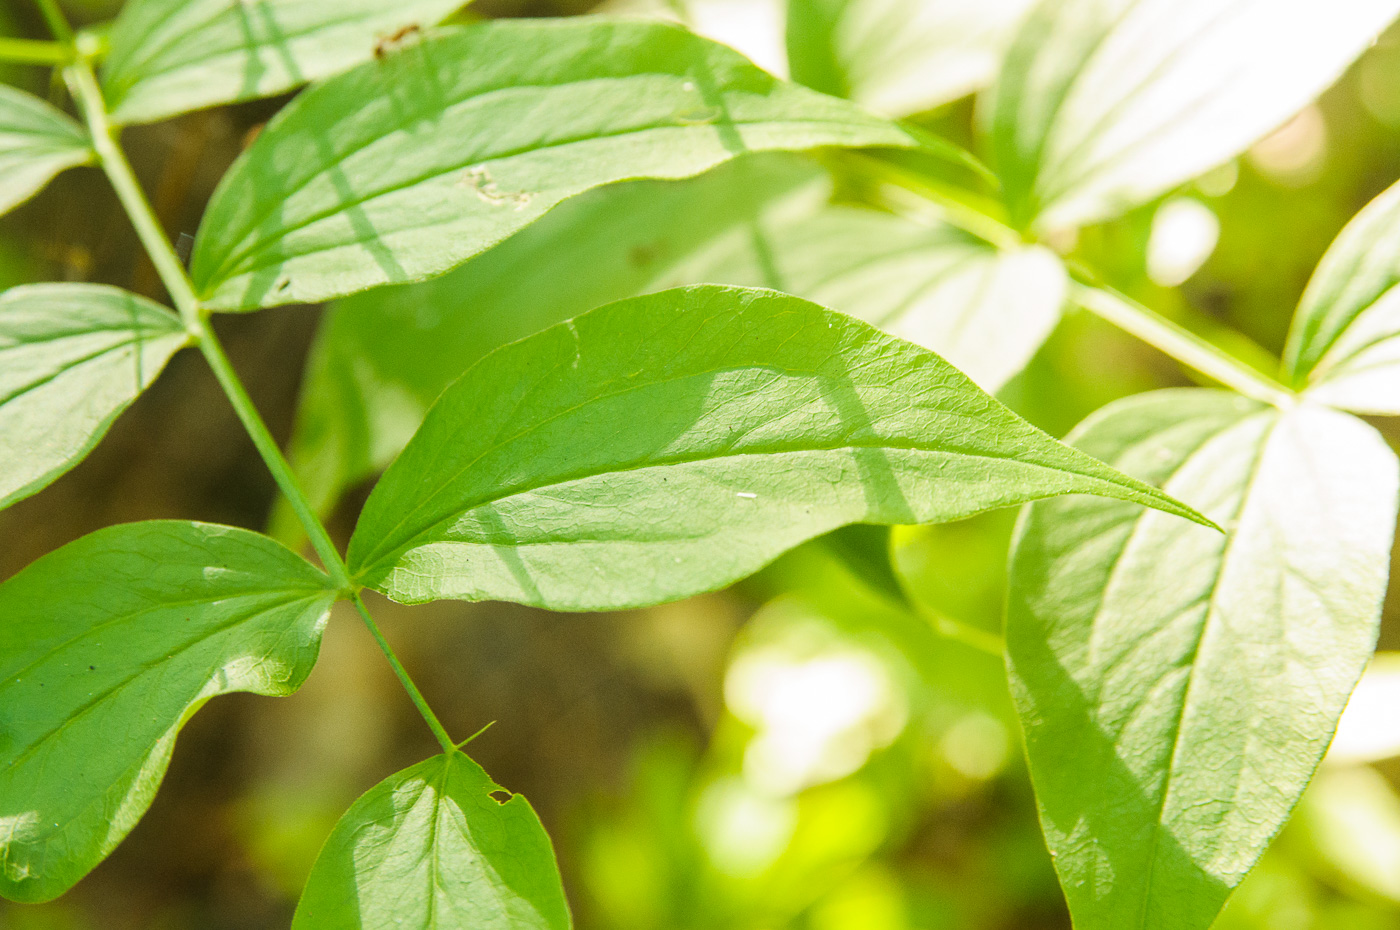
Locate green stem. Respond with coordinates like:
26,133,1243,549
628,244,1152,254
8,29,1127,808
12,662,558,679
193,318,352,586
1069,279,1295,406
59,41,457,752
351,592,456,753
32,0,72,44
0,36,69,65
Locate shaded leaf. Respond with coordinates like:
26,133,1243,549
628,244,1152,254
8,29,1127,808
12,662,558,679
787,0,1034,115
1007,389,1397,930
988,0,1400,232
0,85,92,216
281,155,1063,533
101,0,468,124
347,285,1205,611
0,521,338,902
189,17,917,311
1284,178,1400,411
293,751,570,929
0,283,189,511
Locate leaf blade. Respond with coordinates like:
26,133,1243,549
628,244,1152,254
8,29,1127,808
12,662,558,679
347,284,1205,611
989,0,1400,232
0,521,338,902
0,283,189,511
292,751,570,930
0,85,92,217
189,17,918,311
1283,177,1400,410
1007,389,1398,930
101,0,468,124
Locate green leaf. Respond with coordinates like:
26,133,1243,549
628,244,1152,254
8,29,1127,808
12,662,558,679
0,85,92,217
787,0,1034,115
0,283,189,511
282,155,1063,533
293,751,570,930
189,17,918,311
667,202,1067,391
988,0,1400,233
100,0,468,125
1006,389,1398,930
1283,178,1400,411
0,521,338,903
347,284,1206,611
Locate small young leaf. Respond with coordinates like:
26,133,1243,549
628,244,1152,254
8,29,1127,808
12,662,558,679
0,283,189,511
1283,177,1400,411
0,85,92,217
347,285,1206,611
1007,390,1398,930
101,0,468,125
988,0,1400,232
0,521,338,903
189,17,918,311
787,0,1034,115
293,751,570,930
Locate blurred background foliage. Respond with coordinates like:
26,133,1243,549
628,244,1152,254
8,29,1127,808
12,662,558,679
5,1,1400,928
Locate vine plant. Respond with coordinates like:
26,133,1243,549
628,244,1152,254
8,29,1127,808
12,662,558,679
2,0,1400,928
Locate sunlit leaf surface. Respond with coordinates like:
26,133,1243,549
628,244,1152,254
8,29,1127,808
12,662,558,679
190,18,916,311
348,285,1204,611
1008,389,1398,930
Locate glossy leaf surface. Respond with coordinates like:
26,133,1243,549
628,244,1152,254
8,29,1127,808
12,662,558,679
0,283,188,511
190,17,917,311
101,0,468,124
787,0,1034,115
284,156,1063,528
989,0,1400,232
0,85,92,216
1007,390,1397,930
1284,178,1400,411
0,522,338,902
348,285,1204,611
293,752,570,929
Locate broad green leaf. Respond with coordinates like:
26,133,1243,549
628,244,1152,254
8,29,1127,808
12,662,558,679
189,17,918,311
787,0,1034,115
0,521,338,903
1283,178,1400,411
988,0,1400,233
0,283,189,511
1006,389,1397,930
101,0,468,125
0,85,92,216
282,155,1063,532
347,285,1205,611
293,751,570,929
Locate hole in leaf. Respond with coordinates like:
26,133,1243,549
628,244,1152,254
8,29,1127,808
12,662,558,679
488,789,512,805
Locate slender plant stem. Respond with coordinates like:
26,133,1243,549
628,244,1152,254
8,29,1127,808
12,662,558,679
0,36,69,65
1070,280,1295,406
193,320,353,585
32,0,73,44
351,592,456,753
51,17,458,751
